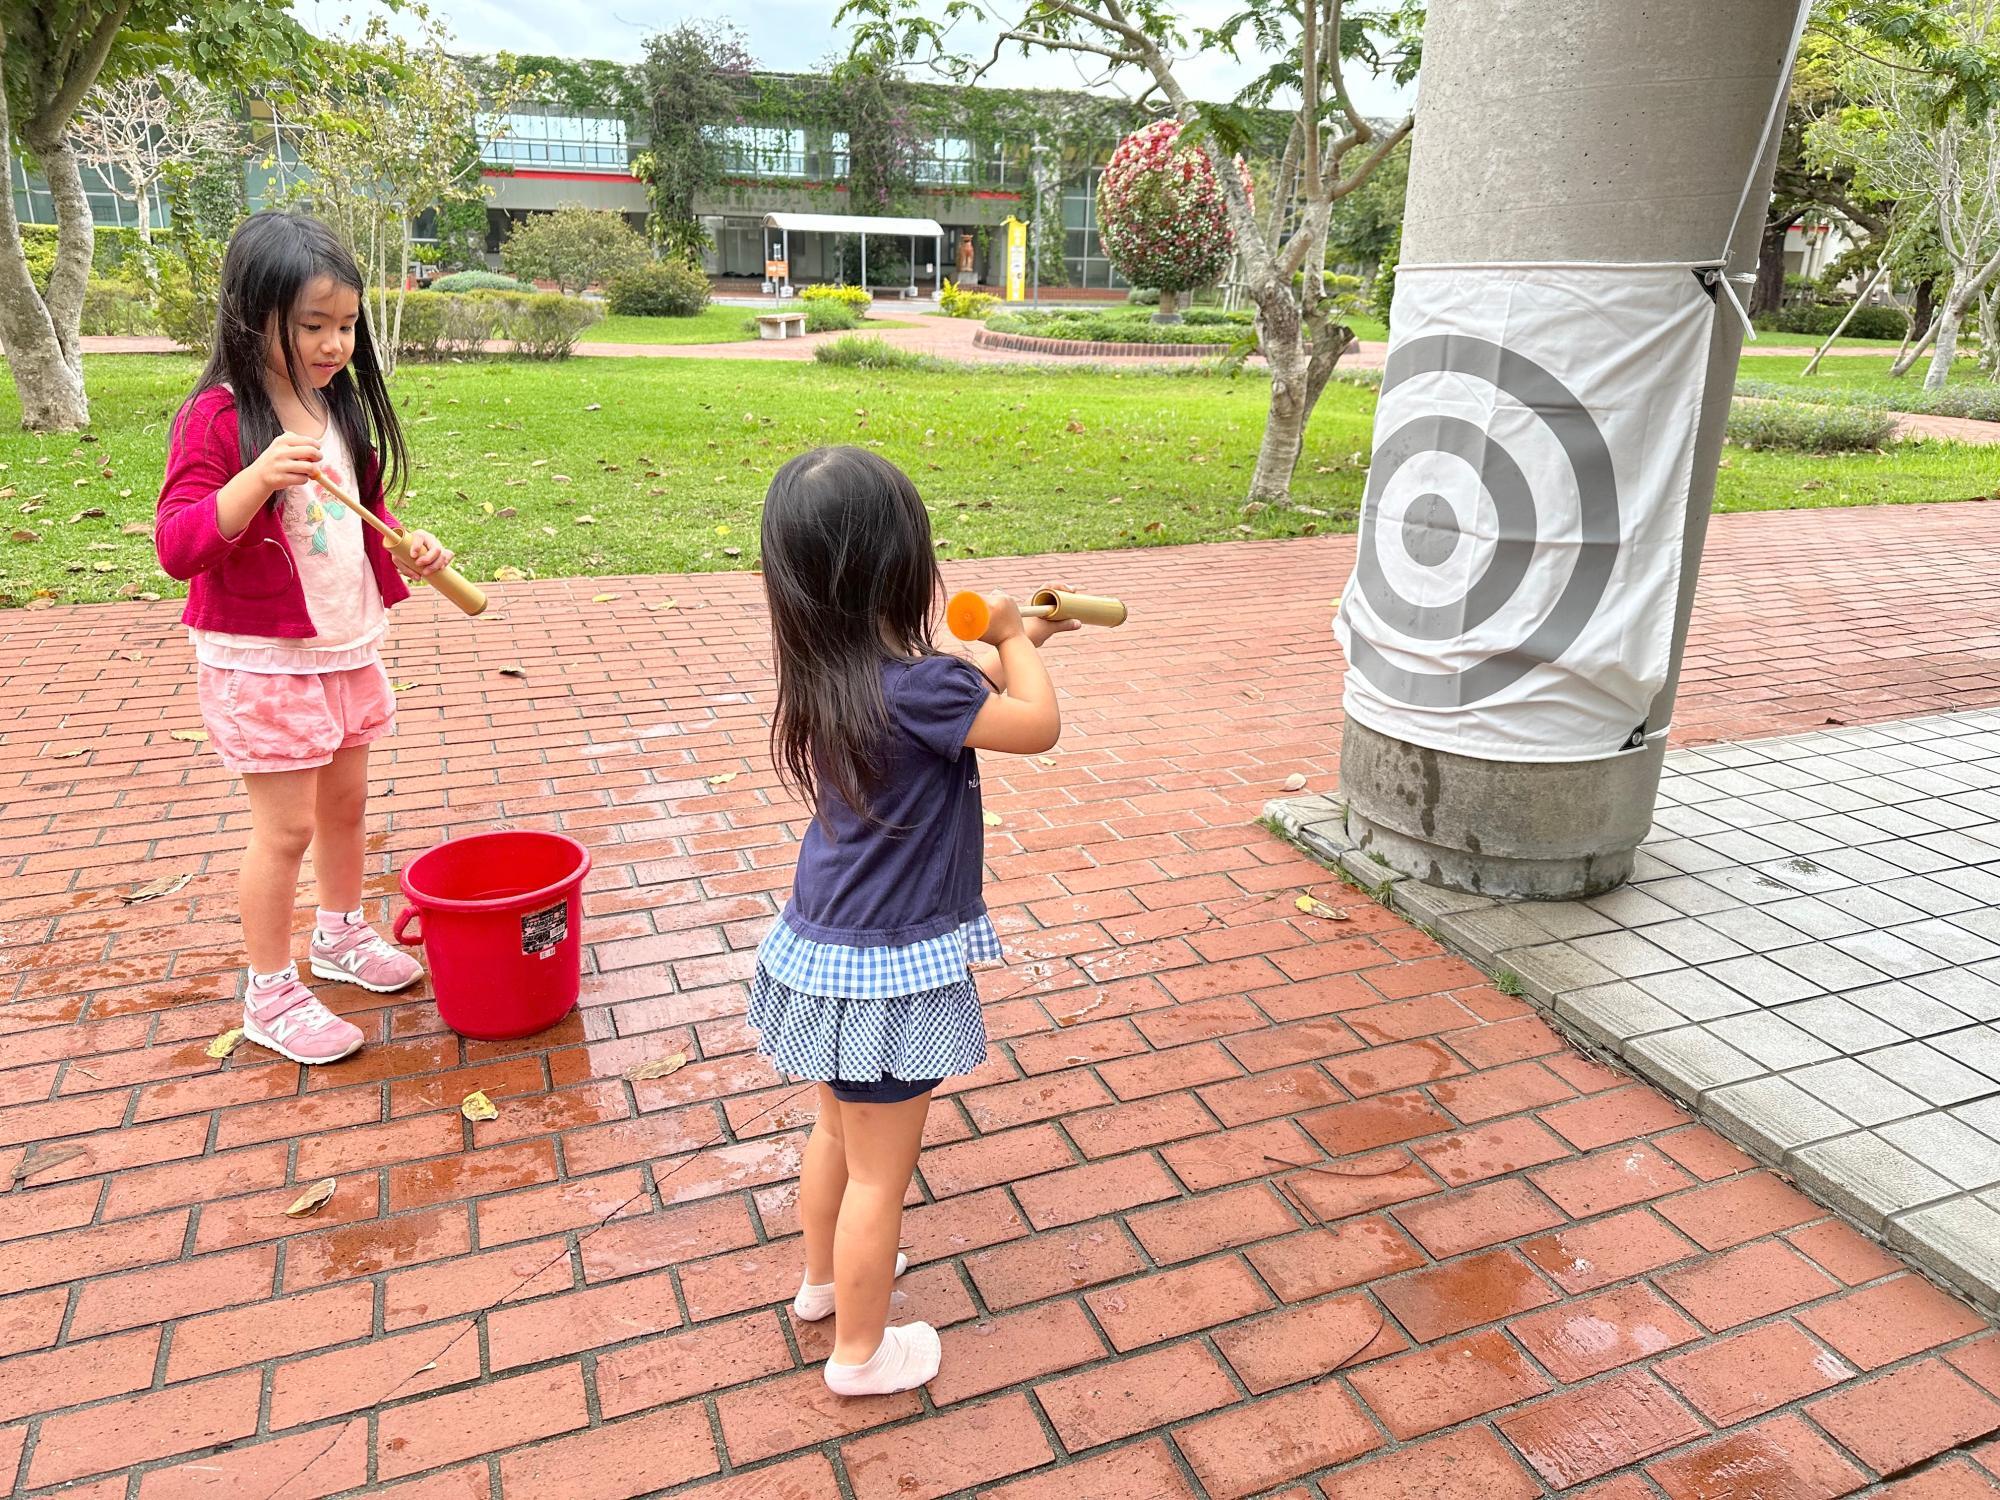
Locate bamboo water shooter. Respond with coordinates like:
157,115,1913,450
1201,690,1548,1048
309,468,488,617
946,587,1127,641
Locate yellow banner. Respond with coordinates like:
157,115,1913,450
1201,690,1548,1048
1003,216,1027,302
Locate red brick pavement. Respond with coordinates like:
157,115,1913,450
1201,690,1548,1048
3,503,2000,1498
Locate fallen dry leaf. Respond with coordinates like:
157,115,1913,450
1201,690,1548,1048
591,592,620,603
460,1089,499,1122
499,665,526,678
169,728,208,743
123,871,192,904
705,771,738,788
1036,755,1056,767
982,811,1004,828
493,566,527,582
1281,773,1308,792
391,681,418,693
1295,893,1349,922
47,745,86,759
206,1027,244,1060
626,1053,689,1082
10,1144,88,1186
646,598,678,612
284,1178,337,1217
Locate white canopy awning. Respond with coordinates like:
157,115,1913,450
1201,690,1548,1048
762,212,945,238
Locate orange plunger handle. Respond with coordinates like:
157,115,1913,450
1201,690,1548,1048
947,588,1123,640
310,468,489,618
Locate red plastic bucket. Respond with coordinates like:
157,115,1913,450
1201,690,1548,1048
393,830,590,1041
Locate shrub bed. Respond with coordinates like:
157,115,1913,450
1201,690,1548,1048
1754,303,1909,341
983,307,1253,346
429,269,534,294
606,260,710,317
1735,376,2000,424
1727,398,1896,452
798,284,873,315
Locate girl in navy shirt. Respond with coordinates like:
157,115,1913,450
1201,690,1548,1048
750,445,1069,1396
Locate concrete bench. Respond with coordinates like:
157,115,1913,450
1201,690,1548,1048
756,311,807,340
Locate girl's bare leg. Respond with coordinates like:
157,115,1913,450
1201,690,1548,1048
309,744,370,913
799,1085,847,1286
239,769,320,971
830,1091,932,1367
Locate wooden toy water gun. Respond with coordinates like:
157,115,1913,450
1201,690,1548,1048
309,468,489,617
946,587,1127,641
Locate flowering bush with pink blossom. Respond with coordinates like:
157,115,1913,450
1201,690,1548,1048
1095,120,1251,306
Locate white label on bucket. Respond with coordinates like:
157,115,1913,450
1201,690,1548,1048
521,901,568,957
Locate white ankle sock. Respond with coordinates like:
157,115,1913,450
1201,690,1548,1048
794,1253,906,1322
824,1321,940,1396
248,962,298,991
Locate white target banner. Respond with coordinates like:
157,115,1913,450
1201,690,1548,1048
1335,262,1717,762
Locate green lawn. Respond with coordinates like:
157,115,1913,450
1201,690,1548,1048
588,307,916,346
586,307,759,345
0,351,1983,609
0,354,1375,606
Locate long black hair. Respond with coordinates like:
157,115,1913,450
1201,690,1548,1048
187,211,406,503
761,446,942,823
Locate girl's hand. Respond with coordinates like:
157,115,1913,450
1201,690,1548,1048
398,529,453,578
975,592,1026,645
251,432,322,497
1024,584,1082,647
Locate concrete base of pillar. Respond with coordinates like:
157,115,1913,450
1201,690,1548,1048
1338,720,1663,900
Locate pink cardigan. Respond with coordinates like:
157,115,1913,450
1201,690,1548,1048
155,386,409,638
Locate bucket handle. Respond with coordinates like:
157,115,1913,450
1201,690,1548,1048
392,906,424,946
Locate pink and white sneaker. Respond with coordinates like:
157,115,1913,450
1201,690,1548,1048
243,975,365,1065
310,923,424,994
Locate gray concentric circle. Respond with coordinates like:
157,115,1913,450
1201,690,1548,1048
1348,332,1619,710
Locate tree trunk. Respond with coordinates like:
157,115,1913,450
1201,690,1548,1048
1981,284,2000,378
1912,277,1937,342
1925,300,1963,391
386,224,411,379
1247,288,1310,503
36,138,95,380
1749,212,1799,316
0,81,89,429
1154,288,1182,324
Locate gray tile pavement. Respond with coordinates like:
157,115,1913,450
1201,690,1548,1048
1271,709,2000,1311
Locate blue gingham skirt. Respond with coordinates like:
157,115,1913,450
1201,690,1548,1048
758,912,1002,998
749,914,997,1084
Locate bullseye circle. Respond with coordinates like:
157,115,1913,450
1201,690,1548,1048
1348,333,1618,710
1400,494,1461,567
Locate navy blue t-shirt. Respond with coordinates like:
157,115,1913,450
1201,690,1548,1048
783,653,993,948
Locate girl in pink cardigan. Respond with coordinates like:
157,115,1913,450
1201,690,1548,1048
156,212,452,1065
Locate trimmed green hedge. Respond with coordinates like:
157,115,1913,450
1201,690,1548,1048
429,269,534,294
1754,303,1909,341
984,307,1253,346
1735,375,2000,425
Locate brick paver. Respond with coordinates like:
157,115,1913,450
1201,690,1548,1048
4,505,2000,1496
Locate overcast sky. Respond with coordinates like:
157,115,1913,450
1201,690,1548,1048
288,0,1415,119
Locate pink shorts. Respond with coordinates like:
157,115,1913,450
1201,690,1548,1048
197,661,396,775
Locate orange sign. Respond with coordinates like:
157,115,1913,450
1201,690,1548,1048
765,258,789,281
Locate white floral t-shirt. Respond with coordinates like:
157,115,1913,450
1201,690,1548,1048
190,422,386,673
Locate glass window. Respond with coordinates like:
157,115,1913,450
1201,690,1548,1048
483,109,629,172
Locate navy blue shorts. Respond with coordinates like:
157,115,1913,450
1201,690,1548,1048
829,1076,941,1105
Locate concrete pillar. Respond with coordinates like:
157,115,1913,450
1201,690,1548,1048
1337,0,1803,900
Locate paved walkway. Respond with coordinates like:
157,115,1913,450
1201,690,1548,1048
1281,710,2000,1311
4,510,2000,1497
